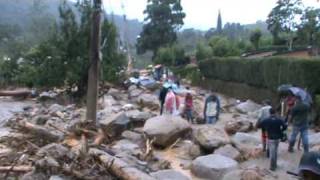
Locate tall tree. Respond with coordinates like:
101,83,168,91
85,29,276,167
216,10,223,34
298,8,320,48
267,0,303,50
136,0,185,58
250,29,262,50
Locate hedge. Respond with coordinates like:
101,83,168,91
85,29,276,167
198,57,320,94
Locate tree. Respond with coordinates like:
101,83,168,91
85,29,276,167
208,36,240,57
298,8,320,48
250,29,262,50
136,0,185,58
267,0,303,50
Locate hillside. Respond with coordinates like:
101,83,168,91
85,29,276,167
0,0,142,45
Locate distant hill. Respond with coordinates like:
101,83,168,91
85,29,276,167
0,0,142,45
243,20,269,34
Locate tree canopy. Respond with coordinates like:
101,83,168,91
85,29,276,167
136,0,185,58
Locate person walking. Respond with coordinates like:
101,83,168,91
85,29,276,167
203,93,220,124
159,86,168,115
184,87,193,123
256,100,272,152
164,88,180,116
259,108,287,171
288,95,310,153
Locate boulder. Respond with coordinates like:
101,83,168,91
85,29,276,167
111,139,142,156
121,130,143,144
214,144,241,161
191,154,238,180
102,95,118,108
48,104,64,114
232,132,260,149
108,88,123,100
235,100,261,114
232,133,261,159
136,94,160,110
36,143,75,160
174,140,202,159
309,133,320,147
100,112,131,137
151,170,190,180
224,120,253,135
143,115,191,147
129,88,143,98
49,176,68,180
126,110,154,123
21,171,47,180
32,115,50,125
192,125,230,151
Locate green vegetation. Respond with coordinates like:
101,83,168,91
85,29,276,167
136,0,186,58
199,57,320,94
0,0,126,96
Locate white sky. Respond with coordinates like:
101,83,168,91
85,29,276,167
103,0,320,30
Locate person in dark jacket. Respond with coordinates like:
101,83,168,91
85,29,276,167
159,86,168,115
288,95,310,153
259,108,287,171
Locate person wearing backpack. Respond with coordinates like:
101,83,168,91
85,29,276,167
259,108,287,171
184,87,194,123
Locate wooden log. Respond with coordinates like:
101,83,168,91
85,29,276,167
0,166,33,172
18,121,63,142
0,90,31,97
89,148,155,180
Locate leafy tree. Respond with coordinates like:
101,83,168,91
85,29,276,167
195,42,212,61
267,0,303,50
250,29,262,50
297,8,320,47
208,36,240,57
18,0,125,95
136,0,186,58
154,45,185,66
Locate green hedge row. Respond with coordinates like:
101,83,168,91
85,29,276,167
198,57,320,94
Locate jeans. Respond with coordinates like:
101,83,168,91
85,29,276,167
160,102,164,115
289,125,309,152
206,116,217,124
268,139,279,170
185,109,193,123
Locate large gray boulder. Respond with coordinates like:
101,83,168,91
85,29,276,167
100,112,131,137
235,100,261,114
232,132,260,149
143,115,191,147
136,94,160,110
126,110,154,123
214,144,241,161
191,154,238,180
192,125,230,151
36,143,75,160
151,170,190,180
111,139,142,156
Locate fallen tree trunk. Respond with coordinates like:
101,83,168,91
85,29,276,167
0,166,34,172
89,148,155,180
18,121,63,142
0,90,31,97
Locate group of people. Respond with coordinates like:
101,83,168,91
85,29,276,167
159,84,220,124
256,93,311,172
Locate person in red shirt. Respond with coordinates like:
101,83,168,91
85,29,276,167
184,87,193,123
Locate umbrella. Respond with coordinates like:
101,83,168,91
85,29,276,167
289,87,312,106
277,84,293,93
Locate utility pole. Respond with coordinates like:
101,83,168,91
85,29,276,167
86,0,102,124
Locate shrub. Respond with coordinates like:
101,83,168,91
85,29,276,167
199,57,320,94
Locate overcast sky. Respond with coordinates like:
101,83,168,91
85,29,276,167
103,0,320,30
